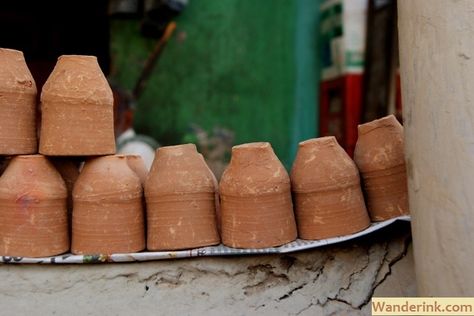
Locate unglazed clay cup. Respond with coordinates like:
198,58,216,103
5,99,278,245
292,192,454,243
219,142,297,248
0,48,37,154
0,155,69,257
291,137,370,239
39,55,115,156
126,154,148,185
145,144,220,250
50,158,81,231
354,115,409,221
72,155,144,254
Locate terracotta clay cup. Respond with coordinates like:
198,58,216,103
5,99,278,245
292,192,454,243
219,142,297,248
72,155,144,254
0,48,37,154
126,154,148,185
145,144,220,250
200,153,221,234
0,157,12,176
291,137,370,240
126,154,148,227
354,115,409,221
50,158,81,228
39,55,115,156
0,155,69,257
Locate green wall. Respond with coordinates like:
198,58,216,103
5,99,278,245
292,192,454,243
110,0,320,168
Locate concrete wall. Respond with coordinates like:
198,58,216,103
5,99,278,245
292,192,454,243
0,223,415,315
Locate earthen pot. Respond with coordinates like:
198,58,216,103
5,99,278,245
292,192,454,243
219,142,297,248
39,55,115,156
200,153,221,234
126,154,148,185
291,137,370,239
50,158,81,228
72,155,144,254
0,155,69,257
0,48,37,154
145,144,220,250
354,115,409,221
126,154,147,229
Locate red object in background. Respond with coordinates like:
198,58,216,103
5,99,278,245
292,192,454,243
319,74,363,157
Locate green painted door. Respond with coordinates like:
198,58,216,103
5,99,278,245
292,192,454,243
110,0,320,168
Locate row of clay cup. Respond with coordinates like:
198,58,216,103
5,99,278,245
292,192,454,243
0,48,115,156
0,149,217,257
0,115,409,257
222,114,409,247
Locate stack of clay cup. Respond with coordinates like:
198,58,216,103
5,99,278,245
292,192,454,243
0,46,409,258
0,47,221,257
0,48,70,257
0,48,141,257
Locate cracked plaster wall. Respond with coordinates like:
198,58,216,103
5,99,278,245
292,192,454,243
398,0,474,296
0,222,415,315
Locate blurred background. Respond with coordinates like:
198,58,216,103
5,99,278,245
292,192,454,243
0,0,400,177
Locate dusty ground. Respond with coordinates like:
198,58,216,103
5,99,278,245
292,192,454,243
0,222,415,315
